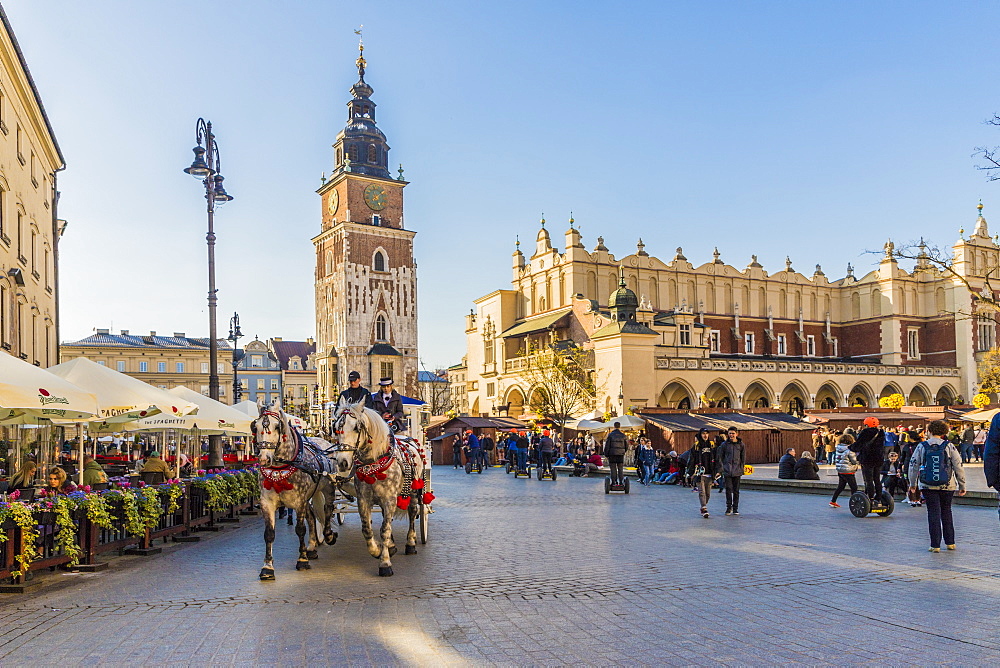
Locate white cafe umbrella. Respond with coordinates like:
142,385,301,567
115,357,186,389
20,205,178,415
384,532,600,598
958,407,1000,422
587,414,646,431
47,356,199,424
231,400,261,418
0,351,100,421
126,386,252,436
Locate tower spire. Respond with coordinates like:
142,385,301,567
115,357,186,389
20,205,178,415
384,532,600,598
354,25,366,80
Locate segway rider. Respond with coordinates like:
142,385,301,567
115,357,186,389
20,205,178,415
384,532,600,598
717,426,746,516
504,430,519,469
687,428,717,518
465,429,482,471
538,430,555,474
338,370,375,409
908,419,966,552
603,423,628,486
515,431,529,473
850,416,886,505
372,377,406,433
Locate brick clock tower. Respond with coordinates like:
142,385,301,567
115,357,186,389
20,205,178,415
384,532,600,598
312,38,418,407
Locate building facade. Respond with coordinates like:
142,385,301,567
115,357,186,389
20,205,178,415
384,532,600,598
461,208,994,419
0,8,65,369
269,337,317,421
61,329,234,397
312,39,418,408
233,337,281,405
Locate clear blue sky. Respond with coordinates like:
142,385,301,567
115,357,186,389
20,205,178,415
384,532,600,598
5,0,1000,369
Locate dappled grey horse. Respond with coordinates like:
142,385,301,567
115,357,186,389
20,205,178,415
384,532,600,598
253,398,338,580
331,398,429,576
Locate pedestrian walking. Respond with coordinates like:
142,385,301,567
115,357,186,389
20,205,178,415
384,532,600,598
452,435,463,469
636,438,656,485
960,424,976,464
981,415,1000,524
687,428,717,517
908,420,966,552
603,423,628,486
830,434,859,507
717,426,746,516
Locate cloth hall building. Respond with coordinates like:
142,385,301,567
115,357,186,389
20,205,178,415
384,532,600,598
457,208,997,420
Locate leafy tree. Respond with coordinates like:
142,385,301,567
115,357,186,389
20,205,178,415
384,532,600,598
977,347,1000,397
973,392,991,409
520,343,597,438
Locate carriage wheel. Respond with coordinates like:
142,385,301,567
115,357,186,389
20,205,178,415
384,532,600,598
849,491,871,518
335,510,345,526
419,501,429,544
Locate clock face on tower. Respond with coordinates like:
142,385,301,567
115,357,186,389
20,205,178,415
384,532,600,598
364,183,388,211
327,189,339,216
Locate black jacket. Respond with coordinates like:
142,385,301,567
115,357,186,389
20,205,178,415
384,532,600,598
603,429,627,457
338,385,375,409
777,453,796,479
850,427,885,466
794,456,820,480
687,439,716,475
716,438,746,477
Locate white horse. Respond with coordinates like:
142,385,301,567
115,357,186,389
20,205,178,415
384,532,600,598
252,398,338,580
330,398,430,576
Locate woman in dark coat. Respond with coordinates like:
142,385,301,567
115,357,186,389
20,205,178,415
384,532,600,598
794,451,821,480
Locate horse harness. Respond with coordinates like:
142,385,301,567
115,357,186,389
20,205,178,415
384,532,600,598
255,409,336,492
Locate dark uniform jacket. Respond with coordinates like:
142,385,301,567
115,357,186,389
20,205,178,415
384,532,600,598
371,389,405,428
339,385,375,409
603,429,628,458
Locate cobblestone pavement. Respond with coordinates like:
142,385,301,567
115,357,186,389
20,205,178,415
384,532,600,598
3,467,1000,666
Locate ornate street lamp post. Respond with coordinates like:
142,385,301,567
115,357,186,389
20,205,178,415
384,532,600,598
184,118,233,467
228,312,243,403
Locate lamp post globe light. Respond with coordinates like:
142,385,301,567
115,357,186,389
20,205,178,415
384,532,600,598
228,312,243,403
184,118,233,468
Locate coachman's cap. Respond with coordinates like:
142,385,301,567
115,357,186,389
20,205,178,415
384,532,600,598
348,370,361,381
378,377,393,386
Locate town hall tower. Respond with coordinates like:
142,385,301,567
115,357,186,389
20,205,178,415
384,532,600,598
313,37,417,406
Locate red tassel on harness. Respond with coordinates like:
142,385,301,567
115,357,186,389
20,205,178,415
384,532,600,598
422,492,435,504
411,478,424,490
396,495,411,510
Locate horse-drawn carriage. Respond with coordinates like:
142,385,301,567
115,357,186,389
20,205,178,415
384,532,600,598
252,398,433,579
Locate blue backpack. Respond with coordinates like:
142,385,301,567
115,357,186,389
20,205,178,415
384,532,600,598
918,441,953,487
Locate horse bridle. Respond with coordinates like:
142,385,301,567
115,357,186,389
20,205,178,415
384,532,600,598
253,409,297,466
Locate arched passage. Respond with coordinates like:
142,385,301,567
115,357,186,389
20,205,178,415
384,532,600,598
815,382,842,410
658,380,694,410
505,386,526,418
847,382,873,408
743,380,774,409
879,382,904,401
936,384,957,406
703,379,735,409
908,384,931,407
779,381,809,417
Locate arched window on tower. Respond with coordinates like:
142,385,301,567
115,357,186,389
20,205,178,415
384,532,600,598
336,147,343,166
348,145,358,162
375,314,388,341
374,251,386,272
368,144,377,163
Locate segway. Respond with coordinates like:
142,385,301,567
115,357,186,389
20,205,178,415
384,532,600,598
605,476,630,494
848,489,894,517
464,457,483,474
537,460,557,481
514,463,531,478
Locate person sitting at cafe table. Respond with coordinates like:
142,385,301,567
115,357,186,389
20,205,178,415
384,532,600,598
140,451,172,477
177,453,193,478
81,454,107,486
46,467,78,495
8,460,37,489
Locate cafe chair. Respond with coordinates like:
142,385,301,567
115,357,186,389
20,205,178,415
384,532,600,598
139,471,166,485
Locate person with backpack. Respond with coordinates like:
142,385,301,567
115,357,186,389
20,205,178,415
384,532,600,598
603,423,628,486
830,434,859,508
850,416,886,506
908,420,966,552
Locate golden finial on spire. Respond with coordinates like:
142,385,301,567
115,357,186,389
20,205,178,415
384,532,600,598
354,25,366,79
979,199,985,213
